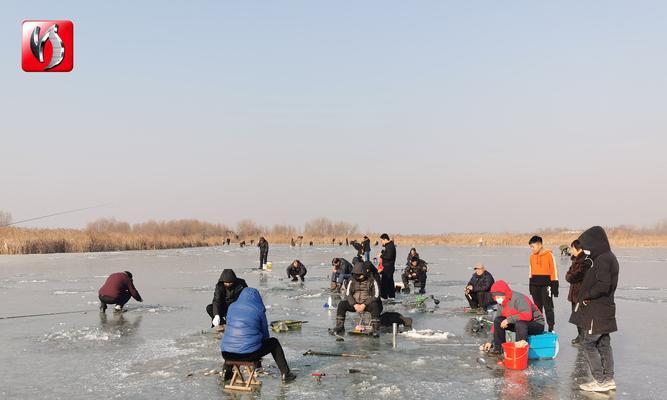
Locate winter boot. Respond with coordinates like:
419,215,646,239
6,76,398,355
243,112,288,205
328,318,345,335
329,282,338,291
371,319,381,338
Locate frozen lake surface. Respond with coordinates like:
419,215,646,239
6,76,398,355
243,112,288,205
1,245,666,399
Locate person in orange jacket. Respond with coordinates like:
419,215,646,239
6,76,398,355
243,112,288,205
528,235,559,332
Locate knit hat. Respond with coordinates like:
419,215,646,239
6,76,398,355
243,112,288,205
220,269,237,283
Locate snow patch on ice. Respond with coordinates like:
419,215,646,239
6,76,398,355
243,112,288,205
400,329,453,341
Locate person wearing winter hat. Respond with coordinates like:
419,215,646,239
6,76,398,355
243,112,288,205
569,226,619,393
482,280,545,355
206,269,247,328
329,261,382,337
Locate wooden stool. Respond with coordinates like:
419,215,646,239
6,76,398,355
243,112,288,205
223,360,262,392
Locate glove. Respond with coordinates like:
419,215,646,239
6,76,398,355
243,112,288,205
550,281,559,298
212,315,221,326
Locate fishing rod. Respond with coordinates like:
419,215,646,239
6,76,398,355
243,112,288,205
303,349,369,358
0,309,96,320
0,204,111,228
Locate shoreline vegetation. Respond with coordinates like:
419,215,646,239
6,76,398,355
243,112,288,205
2,217,667,255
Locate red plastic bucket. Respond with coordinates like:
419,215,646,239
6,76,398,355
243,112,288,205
502,342,530,370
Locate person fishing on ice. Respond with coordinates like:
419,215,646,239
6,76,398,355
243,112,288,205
329,261,382,337
482,280,545,355
98,271,143,312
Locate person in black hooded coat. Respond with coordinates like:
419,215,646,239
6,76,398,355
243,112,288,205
569,226,619,392
206,269,248,327
379,234,397,299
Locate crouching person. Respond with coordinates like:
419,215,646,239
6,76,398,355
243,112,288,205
401,256,428,294
98,271,143,312
206,269,247,329
221,288,296,383
286,260,307,282
329,262,382,337
330,258,353,291
483,280,545,355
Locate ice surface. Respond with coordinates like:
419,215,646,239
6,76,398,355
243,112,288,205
0,245,665,399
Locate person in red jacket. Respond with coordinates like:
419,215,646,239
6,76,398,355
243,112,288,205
98,271,143,312
482,280,545,355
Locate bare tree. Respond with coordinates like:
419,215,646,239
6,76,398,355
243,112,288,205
0,210,12,226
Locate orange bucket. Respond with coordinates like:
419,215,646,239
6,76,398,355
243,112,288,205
502,342,530,370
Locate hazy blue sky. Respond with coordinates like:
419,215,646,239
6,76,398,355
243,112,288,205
1,1,666,234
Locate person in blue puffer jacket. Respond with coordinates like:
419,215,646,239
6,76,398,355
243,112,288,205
221,287,296,383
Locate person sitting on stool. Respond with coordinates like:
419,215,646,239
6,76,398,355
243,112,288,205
465,263,495,312
483,280,545,355
221,288,296,383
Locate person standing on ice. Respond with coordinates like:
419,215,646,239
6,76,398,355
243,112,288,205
482,280,545,355
565,239,591,345
528,235,559,331
258,237,269,269
379,233,397,299
569,226,618,393
206,269,247,329
98,271,143,312
362,235,371,262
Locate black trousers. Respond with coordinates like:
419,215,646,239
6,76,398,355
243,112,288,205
336,300,382,322
529,284,555,329
466,291,492,309
401,272,427,291
492,316,544,347
221,337,290,375
582,332,614,382
259,251,268,268
205,304,227,324
570,302,583,336
380,265,396,299
288,272,306,282
99,292,130,307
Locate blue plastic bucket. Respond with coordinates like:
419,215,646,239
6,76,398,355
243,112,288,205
527,332,559,360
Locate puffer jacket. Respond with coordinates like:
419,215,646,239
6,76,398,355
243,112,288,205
569,226,619,335
565,252,591,303
467,270,495,293
221,288,270,354
211,274,247,317
491,280,545,326
346,263,380,306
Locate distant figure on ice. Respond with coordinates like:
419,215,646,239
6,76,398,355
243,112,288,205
528,235,559,331
206,269,247,330
379,233,397,299
330,257,353,292
287,260,307,282
226,238,231,246
290,237,296,247
258,237,269,269
482,280,545,355
362,235,371,262
98,271,143,312
221,288,296,383
350,240,364,259
465,264,495,312
569,226,618,393
401,256,428,294
345,238,349,246
239,240,246,248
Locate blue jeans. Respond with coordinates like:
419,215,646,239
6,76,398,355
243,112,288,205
364,251,370,262
331,272,350,285
582,332,614,382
